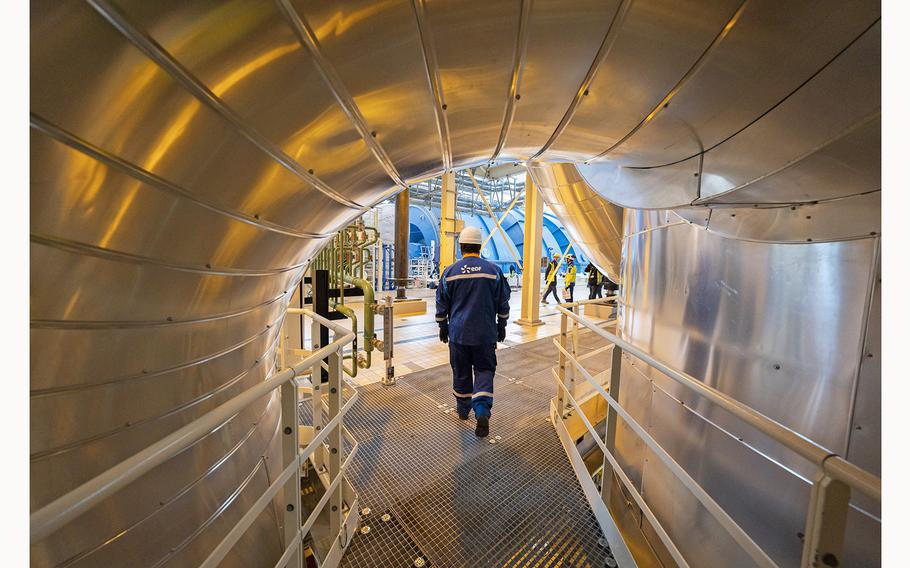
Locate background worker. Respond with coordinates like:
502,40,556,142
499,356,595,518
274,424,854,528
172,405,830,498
585,262,601,300
541,253,561,304
564,255,577,303
436,226,511,437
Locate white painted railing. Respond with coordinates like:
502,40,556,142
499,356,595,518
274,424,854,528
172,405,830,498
551,297,881,568
31,307,359,568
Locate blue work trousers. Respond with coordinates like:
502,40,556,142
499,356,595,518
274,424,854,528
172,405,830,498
449,342,496,418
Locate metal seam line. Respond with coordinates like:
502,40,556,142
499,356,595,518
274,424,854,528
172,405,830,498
695,188,881,208
588,0,751,162
84,0,363,210
31,290,289,330
691,111,882,204
31,232,308,277
31,338,280,461
411,0,452,171
641,18,882,173
530,0,634,160
274,0,407,188
30,114,329,240
199,455,301,568
150,457,269,568
556,303,881,499
29,330,355,543
54,399,276,567
490,0,533,161
30,317,281,397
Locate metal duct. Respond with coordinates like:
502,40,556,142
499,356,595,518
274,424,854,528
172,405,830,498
616,210,881,567
30,0,880,565
526,162,624,283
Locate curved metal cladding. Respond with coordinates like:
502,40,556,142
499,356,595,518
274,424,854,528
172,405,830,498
30,0,880,566
615,212,881,567
526,162,624,282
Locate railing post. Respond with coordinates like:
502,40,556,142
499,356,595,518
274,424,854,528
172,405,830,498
600,337,623,501
280,371,303,568
327,348,344,542
557,312,569,417
570,305,579,400
801,473,851,568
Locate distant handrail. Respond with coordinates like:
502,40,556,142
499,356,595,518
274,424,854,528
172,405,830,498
30,308,355,544
555,299,881,501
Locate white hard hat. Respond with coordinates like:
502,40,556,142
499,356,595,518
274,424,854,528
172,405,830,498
459,225,482,245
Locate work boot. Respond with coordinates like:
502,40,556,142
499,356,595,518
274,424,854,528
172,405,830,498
457,409,470,420
475,416,489,437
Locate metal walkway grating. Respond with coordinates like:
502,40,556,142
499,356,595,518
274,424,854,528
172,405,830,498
340,333,616,567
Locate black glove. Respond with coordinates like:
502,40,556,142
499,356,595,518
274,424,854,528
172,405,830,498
439,323,449,344
497,320,507,342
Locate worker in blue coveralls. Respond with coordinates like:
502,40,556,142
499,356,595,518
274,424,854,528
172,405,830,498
436,226,511,437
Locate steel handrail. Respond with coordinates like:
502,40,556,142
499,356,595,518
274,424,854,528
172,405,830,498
30,308,355,543
555,300,881,501
552,342,777,567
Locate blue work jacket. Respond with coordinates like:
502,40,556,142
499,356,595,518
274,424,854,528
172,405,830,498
436,255,511,345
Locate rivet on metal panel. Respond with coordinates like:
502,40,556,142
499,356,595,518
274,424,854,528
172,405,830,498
332,506,338,512
284,427,292,435
286,504,294,512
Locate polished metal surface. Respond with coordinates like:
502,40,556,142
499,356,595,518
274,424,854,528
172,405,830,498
30,0,880,565
526,162,624,283
616,211,880,567
573,11,880,210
